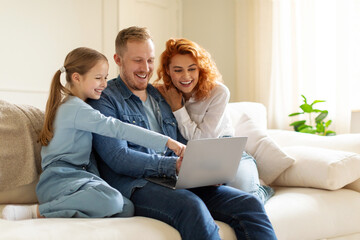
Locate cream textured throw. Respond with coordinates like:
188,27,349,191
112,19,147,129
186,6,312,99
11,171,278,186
0,100,43,191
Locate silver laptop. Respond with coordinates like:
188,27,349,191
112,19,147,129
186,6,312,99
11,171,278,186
146,137,247,189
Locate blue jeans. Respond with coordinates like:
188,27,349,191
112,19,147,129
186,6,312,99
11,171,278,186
131,182,277,240
228,152,274,204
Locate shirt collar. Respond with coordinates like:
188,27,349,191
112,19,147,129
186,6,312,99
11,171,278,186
184,93,196,103
115,75,165,103
115,76,133,100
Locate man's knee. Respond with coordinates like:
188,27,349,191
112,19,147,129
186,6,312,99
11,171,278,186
176,194,211,222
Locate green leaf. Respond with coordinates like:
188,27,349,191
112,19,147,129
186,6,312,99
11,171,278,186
312,109,323,113
298,124,312,131
315,111,328,123
288,112,303,117
316,122,325,133
300,103,313,113
326,130,336,136
311,100,326,106
289,120,306,127
289,120,306,132
301,95,307,104
325,120,332,128
300,128,317,134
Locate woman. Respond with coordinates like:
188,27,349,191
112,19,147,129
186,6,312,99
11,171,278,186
155,38,274,204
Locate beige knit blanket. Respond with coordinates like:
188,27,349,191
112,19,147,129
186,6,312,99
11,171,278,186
0,100,44,191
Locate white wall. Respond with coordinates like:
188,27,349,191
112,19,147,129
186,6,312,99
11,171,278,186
182,0,237,101
0,0,182,110
0,0,238,108
0,0,112,109
118,0,182,80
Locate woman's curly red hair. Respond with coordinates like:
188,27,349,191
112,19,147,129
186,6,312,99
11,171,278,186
155,38,221,101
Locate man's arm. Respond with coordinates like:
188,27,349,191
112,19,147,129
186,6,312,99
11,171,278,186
90,94,178,179
93,133,177,178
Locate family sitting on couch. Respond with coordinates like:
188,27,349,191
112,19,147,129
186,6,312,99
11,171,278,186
2,26,277,240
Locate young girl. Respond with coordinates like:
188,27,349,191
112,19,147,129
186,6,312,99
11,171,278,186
2,47,185,220
155,38,274,204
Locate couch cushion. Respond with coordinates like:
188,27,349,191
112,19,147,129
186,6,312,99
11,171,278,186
345,178,360,193
227,102,267,131
268,129,360,154
265,187,360,240
233,113,295,184
0,214,182,240
273,146,360,190
0,207,236,240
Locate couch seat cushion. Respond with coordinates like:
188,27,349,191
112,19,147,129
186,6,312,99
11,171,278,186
0,215,181,240
268,130,360,154
0,206,236,240
265,187,360,240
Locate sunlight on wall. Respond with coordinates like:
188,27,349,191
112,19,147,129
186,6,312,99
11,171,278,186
349,0,360,110
266,0,360,133
316,0,360,116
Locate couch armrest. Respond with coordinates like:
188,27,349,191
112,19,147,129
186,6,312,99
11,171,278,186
268,129,360,154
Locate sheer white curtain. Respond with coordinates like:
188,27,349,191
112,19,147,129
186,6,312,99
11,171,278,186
236,0,360,134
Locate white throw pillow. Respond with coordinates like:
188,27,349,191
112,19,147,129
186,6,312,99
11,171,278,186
345,178,360,193
273,146,360,190
234,114,295,184
268,129,360,154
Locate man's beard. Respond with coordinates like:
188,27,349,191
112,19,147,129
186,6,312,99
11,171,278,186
121,68,151,91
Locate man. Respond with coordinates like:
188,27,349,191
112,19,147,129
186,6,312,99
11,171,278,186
88,26,277,240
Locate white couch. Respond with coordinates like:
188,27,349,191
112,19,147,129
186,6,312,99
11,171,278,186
1,100,360,240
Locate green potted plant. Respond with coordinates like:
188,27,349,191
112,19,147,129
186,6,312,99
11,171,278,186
289,95,336,136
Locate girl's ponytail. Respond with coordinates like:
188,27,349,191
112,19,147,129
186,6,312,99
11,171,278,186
39,69,70,146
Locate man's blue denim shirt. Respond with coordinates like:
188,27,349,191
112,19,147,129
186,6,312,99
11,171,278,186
88,76,187,198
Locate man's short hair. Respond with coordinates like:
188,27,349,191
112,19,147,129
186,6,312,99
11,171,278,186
115,26,153,57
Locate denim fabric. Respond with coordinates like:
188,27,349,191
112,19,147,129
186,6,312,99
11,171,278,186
131,182,277,240
88,76,277,239
88,76,187,198
112,197,135,218
228,152,275,204
37,161,128,218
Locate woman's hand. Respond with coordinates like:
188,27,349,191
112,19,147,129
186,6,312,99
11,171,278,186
166,138,186,157
156,85,183,112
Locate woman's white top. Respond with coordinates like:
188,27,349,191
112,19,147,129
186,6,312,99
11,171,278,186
172,82,234,140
